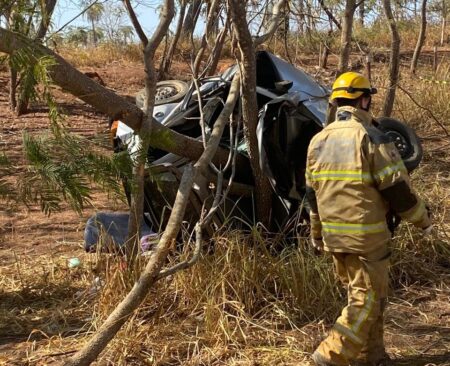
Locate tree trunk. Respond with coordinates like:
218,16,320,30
440,0,447,46
205,19,229,76
359,0,365,26
181,0,202,40
382,0,401,117
36,0,57,41
0,27,250,172
297,0,305,34
276,2,290,40
410,0,427,74
9,66,17,110
5,11,17,111
160,0,187,78
320,34,331,69
228,0,272,226
91,19,97,45
338,0,356,74
193,0,221,76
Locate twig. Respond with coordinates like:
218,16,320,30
398,84,449,136
429,142,450,152
156,222,203,279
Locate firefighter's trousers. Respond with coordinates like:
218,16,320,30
315,246,390,365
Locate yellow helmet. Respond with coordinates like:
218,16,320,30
330,72,377,101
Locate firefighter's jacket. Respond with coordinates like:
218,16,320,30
306,106,431,253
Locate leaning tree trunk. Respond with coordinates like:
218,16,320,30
382,0,401,117
206,19,229,76
160,0,187,78
410,0,427,74
338,0,356,74
36,0,57,40
181,0,202,40
0,27,250,173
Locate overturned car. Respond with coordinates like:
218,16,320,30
86,51,423,251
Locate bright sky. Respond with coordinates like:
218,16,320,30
53,0,168,37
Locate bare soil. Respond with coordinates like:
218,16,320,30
0,59,449,365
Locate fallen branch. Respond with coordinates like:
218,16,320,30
0,27,249,170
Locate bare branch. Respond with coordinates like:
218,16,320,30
317,0,341,30
123,0,148,46
156,221,203,279
45,0,104,40
254,0,287,46
192,0,221,77
142,0,175,114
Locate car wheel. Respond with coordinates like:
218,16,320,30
376,117,423,172
136,80,189,108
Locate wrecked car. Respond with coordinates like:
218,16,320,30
85,51,423,251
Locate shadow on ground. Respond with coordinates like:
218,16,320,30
392,351,450,365
0,281,91,345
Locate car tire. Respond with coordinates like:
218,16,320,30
376,117,423,172
136,80,189,108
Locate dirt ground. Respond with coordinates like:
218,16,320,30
0,59,449,365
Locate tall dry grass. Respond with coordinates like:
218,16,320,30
59,43,144,68
1,37,449,365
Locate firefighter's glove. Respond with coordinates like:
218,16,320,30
310,237,324,255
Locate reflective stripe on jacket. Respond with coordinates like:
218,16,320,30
306,106,430,253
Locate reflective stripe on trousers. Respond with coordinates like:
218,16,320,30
315,249,389,365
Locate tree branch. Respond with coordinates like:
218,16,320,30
318,0,341,30
0,27,249,170
254,0,287,46
123,0,148,46
65,72,241,366
125,0,175,262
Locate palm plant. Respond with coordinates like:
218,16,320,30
82,1,104,45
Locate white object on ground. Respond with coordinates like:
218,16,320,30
68,257,81,268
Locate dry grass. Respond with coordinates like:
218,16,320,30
59,43,144,68
1,43,450,365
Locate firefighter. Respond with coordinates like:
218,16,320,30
306,72,432,366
